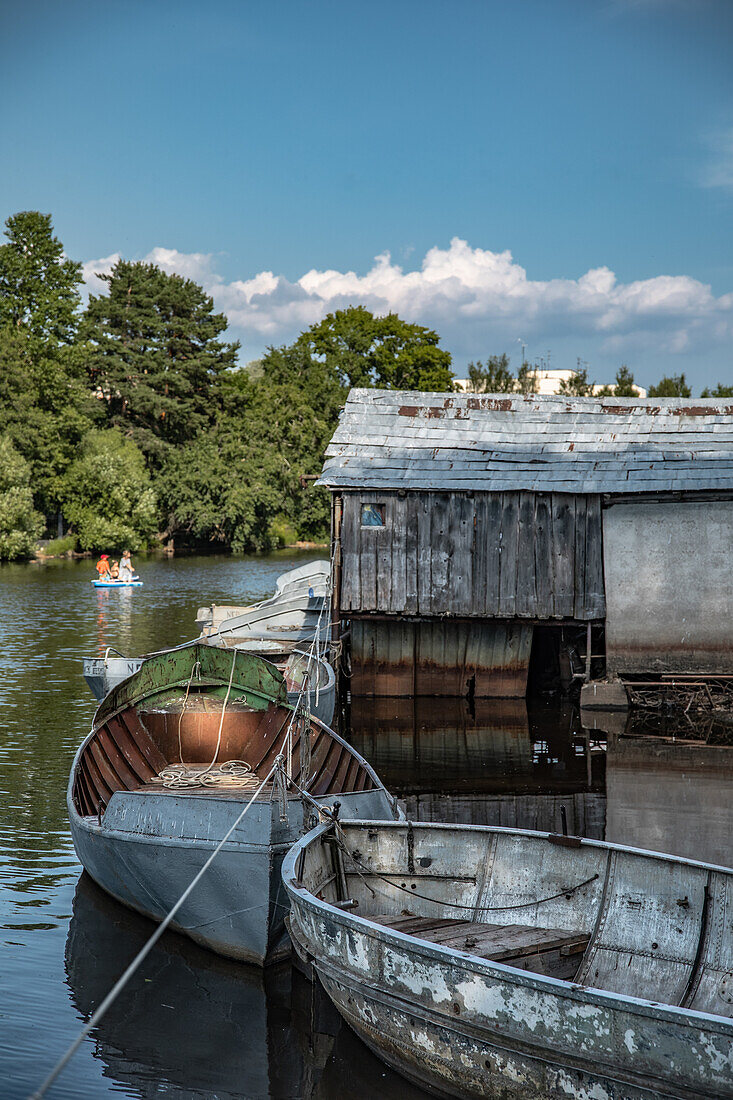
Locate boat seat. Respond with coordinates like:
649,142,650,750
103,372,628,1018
372,915,589,979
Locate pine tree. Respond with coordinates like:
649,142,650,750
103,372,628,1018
83,261,240,465
648,374,691,397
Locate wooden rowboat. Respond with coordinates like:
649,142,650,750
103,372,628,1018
82,645,337,725
68,644,397,966
283,820,733,1099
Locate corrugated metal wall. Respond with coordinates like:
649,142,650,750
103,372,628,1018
340,490,605,620
350,618,533,697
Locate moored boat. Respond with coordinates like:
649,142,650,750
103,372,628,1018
283,820,733,1099
82,644,336,725
196,559,330,645
68,644,397,966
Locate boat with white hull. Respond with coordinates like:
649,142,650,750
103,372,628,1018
68,644,396,966
196,559,330,647
284,820,733,1099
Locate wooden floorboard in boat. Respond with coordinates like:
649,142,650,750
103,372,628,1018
371,915,589,962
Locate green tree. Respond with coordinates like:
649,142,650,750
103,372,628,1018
297,305,453,390
515,361,540,395
62,429,158,551
701,382,733,397
0,435,44,559
612,364,640,397
159,341,344,551
0,213,97,522
0,325,100,518
466,353,516,393
83,261,240,465
557,362,594,396
0,211,82,343
648,374,691,397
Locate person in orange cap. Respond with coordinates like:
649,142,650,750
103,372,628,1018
95,554,111,579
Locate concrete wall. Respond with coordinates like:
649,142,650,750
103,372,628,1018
604,499,733,674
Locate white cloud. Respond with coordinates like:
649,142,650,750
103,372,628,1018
81,238,733,367
81,252,120,292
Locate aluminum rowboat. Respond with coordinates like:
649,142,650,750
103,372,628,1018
283,820,733,1099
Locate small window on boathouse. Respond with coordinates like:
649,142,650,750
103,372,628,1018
361,503,386,527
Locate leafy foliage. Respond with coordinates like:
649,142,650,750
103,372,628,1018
466,354,515,392
0,436,44,560
612,365,640,397
0,211,82,343
61,429,158,551
557,363,594,396
648,374,692,397
158,341,344,550
595,365,640,398
84,261,239,465
0,324,101,515
298,306,453,390
701,383,733,397
465,354,540,394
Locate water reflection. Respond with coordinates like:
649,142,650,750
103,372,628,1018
65,874,423,1100
605,734,733,867
349,695,607,839
1,554,731,1098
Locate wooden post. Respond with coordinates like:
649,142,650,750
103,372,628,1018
332,494,343,648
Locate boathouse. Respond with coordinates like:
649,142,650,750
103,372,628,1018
318,390,733,696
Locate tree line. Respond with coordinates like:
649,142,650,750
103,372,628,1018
0,211,730,560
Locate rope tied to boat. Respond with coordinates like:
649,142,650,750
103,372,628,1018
32,751,285,1100
327,821,600,913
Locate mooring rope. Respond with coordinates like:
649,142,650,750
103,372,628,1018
33,565,338,1096
30,752,284,1100
329,824,600,914
159,760,256,789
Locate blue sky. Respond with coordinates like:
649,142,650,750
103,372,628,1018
2,0,732,390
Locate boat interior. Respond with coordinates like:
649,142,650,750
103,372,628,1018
73,671,374,819
297,821,733,1017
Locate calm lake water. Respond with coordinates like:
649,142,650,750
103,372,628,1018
1,554,731,1099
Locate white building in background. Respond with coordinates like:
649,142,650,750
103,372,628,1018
454,368,647,398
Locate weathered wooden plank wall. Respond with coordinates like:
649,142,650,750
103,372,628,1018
350,618,533,697
340,490,606,620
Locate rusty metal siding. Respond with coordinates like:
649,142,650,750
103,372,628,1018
350,617,533,697
341,490,605,620
319,390,733,495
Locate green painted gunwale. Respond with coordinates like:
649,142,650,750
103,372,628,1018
93,642,288,728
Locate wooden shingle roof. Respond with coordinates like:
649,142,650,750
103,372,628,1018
318,389,733,494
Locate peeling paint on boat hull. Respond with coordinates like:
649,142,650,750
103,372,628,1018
283,822,733,1099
